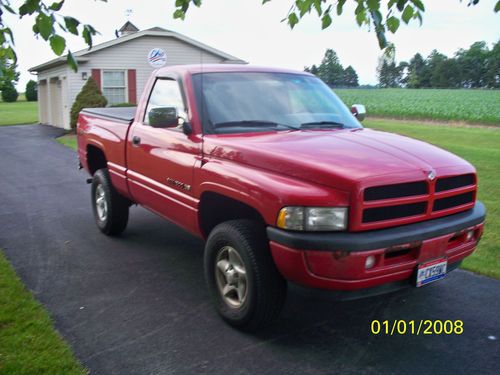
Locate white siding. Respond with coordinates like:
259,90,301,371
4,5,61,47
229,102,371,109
68,35,225,106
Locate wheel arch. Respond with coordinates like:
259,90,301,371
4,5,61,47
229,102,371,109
198,191,267,239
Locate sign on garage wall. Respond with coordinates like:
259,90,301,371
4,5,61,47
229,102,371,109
148,48,167,68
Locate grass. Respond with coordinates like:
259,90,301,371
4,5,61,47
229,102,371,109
0,98,38,126
0,251,87,374
56,133,77,149
364,118,499,278
337,88,500,125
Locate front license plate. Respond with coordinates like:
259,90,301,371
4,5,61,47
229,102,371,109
416,258,447,287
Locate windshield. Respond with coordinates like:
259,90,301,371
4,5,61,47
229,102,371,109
192,72,362,134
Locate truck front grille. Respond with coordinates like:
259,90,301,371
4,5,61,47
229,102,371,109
357,173,476,230
364,181,428,201
363,202,427,223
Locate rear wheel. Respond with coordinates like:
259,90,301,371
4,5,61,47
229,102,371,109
91,168,129,235
204,219,287,331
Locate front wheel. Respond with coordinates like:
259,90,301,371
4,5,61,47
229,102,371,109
204,219,287,331
91,168,129,235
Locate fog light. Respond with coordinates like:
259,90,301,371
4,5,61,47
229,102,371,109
365,255,376,269
466,230,474,242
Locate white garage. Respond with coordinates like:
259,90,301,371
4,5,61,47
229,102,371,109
29,22,245,129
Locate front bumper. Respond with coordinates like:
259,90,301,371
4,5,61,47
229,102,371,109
267,201,486,291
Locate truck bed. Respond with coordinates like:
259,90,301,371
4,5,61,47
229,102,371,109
81,107,137,124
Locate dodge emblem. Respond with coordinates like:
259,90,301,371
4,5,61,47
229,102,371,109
428,170,436,181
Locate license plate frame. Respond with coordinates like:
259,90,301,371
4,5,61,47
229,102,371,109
416,257,448,287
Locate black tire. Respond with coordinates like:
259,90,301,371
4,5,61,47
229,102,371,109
91,168,129,236
204,219,287,331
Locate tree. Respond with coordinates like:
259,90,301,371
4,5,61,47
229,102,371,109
484,40,500,88
1,80,18,102
25,80,38,101
317,49,345,86
407,53,426,88
70,77,107,129
343,66,359,87
377,51,404,88
1,1,499,70
455,41,490,88
0,54,19,90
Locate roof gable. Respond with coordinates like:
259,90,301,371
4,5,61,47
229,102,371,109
29,27,246,72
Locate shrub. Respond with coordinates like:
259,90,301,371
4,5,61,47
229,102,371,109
70,77,107,129
25,80,38,101
109,102,136,107
1,81,18,102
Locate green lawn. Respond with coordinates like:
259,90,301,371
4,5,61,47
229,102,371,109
0,251,87,374
56,133,77,149
0,100,39,126
365,119,499,278
337,88,500,125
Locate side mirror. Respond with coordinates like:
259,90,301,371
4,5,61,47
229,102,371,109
149,107,178,128
351,104,366,122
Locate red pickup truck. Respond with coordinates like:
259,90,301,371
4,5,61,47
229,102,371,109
77,65,486,330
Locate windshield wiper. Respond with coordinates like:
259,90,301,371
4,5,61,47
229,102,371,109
300,121,345,129
213,120,298,130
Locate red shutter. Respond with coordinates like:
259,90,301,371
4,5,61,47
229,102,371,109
127,69,137,104
91,69,101,89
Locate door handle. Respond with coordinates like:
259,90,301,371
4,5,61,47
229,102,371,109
132,136,141,146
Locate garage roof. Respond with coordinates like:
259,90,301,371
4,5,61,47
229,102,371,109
29,27,246,72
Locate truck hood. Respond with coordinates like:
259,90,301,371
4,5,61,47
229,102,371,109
203,129,473,190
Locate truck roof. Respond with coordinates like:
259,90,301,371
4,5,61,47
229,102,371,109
155,64,313,77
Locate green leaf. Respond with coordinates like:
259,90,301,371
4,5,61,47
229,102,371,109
386,16,400,33
25,0,40,14
49,1,65,11
19,4,29,16
1,28,14,44
356,9,367,26
288,12,299,28
173,9,185,20
3,3,16,14
367,0,380,11
64,17,80,35
337,0,346,15
298,0,311,17
411,0,425,11
82,26,92,48
35,13,54,40
396,0,406,12
67,51,78,72
402,5,414,23
312,0,322,16
495,1,500,12
321,13,332,29
49,34,66,55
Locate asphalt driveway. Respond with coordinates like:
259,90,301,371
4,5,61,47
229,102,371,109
0,125,499,374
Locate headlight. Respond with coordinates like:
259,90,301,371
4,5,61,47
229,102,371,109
277,207,348,231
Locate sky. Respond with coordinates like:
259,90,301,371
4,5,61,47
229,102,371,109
6,0,500,89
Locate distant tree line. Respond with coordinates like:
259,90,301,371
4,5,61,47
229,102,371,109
378,40,500,89
305,49,359,87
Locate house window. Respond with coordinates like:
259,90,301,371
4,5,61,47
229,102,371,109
102,70,127,105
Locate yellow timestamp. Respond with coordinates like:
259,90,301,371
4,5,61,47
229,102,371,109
370,320,464,335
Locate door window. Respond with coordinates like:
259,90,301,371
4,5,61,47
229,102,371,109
144,79,185,125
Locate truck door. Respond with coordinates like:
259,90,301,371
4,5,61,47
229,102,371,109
126,78,201,232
